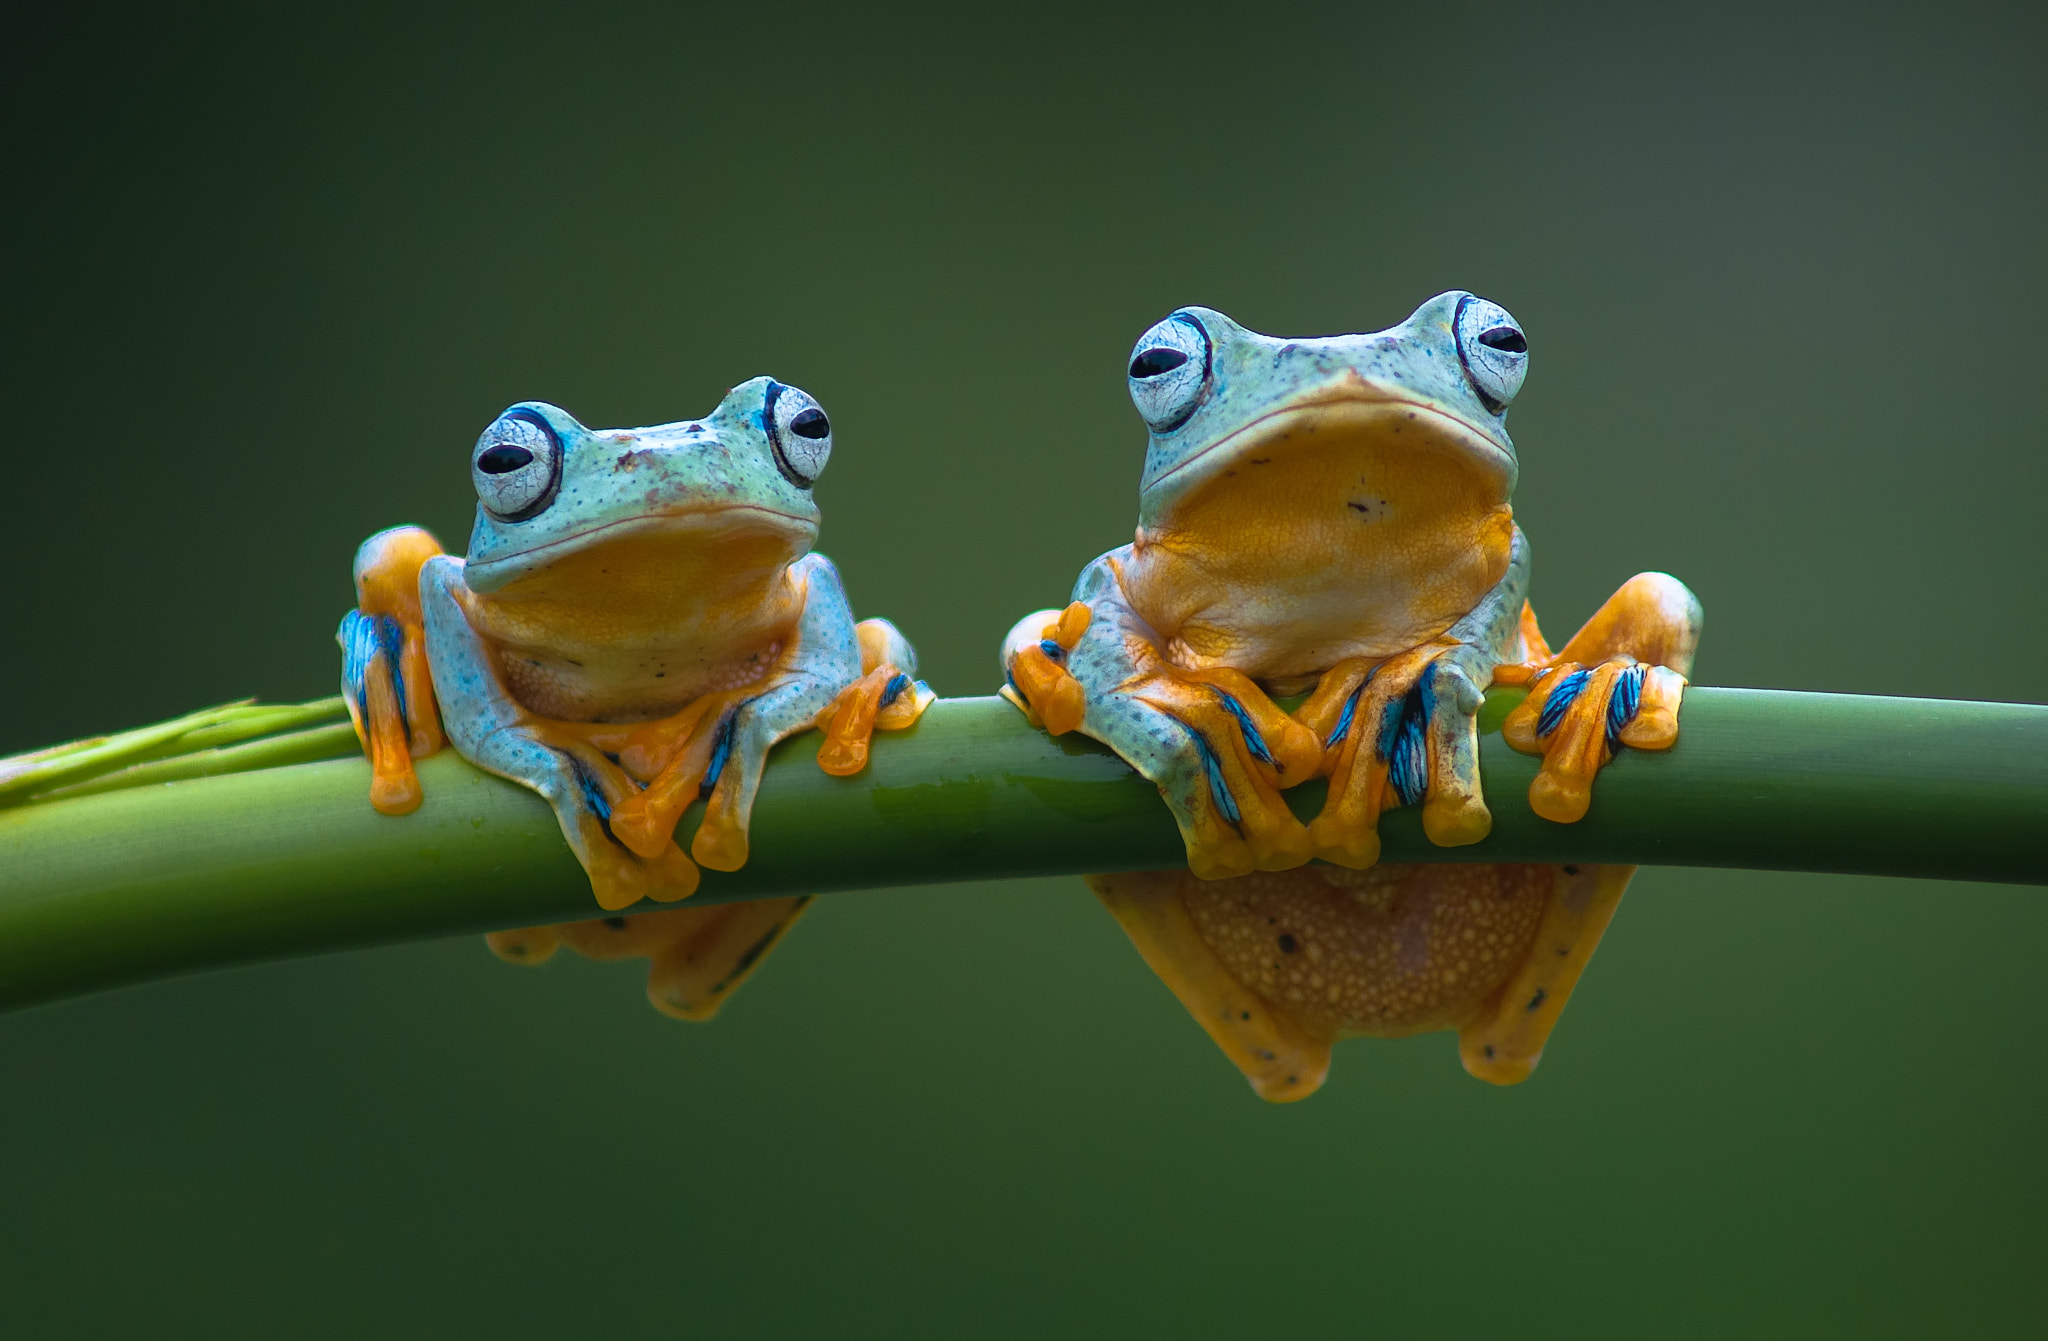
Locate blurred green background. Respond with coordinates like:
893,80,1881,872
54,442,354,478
4,3,2044,1335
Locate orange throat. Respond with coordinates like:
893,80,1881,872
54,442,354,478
1123,401,1513,681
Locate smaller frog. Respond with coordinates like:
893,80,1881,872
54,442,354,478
339,378,931,1018
1003,295,1701,1096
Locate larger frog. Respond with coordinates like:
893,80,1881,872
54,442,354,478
339,377,930,1018
1002,293,1701,1098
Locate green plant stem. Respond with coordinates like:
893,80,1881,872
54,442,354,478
1,688,2043,1012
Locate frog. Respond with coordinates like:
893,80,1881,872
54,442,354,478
1001,292,1702,1098
338,376,932,1019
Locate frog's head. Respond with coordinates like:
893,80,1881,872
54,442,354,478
1129,292,1526,536
461,376,830,595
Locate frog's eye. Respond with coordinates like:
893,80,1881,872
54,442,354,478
763,380,832,487
1126,313,1211,434
471,409,562,521
1454,296,1529,414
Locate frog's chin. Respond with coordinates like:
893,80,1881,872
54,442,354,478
1141,388,1516,519
463,503,817,595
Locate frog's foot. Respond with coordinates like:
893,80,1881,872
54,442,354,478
467,724,701,911
339,526,447,815
1000,603,1093,735
1497,574,1701,824
1295,642,1490,869
1130,664,1323,879
576,690,758,871
1457,864,1634,1084
814,663,933,776
487,897,814,1021
1002,605,1317,878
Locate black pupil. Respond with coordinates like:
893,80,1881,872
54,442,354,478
1477,327,1527,354
1129,347,1189,379
477,443,535,474
790,407,830,440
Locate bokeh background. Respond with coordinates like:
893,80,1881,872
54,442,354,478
4,3,2044,1335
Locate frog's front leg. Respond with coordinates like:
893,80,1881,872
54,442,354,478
602,554,919,874
1497,572,1703,823
421,556,698,911
1293,529,1531,868
338,526,447,814
1003,551,1322,881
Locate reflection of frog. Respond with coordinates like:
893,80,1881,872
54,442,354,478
1003,294,1701,1098
339,378,931,1018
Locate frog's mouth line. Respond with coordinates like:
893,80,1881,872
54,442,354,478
466,503,818,590
1148,390,1514,495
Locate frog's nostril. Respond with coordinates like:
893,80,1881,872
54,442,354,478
1477,327,1527,355
477,444,535,474
1129,347,1190,379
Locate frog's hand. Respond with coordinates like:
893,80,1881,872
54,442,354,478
1498,573,1702,823
1086,871,1335,1102
1458,864,1633,1084
421,557,699,912
1002,559,1322,881
814,617,936,777
485,898,815,1021
1090,861,1608,1100
1293,643,1485,869
1291,527,1530,869
637,553,862,875
338,526,446,815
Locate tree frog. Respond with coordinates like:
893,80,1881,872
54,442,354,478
1002,293,1702,1098
339,377,931,1019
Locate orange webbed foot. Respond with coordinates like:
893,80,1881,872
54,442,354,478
558,691,751,868
816,616,937,775
1001,600,1319,880
1002,602,1092,735
1294,642,1478,869
1125,663,1323,877
1498,574,1700,824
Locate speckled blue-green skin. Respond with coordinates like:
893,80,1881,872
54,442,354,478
420,376,879,882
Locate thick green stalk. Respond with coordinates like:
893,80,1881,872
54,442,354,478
0,688,2042,1012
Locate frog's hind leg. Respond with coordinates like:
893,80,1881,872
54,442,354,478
1087,871,1336,1102
643,897,814,1020
487,897,815,1021
1500,573,1702,823
338,526,446,814
1089,862,1576,1100
1458,864,1634,1084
